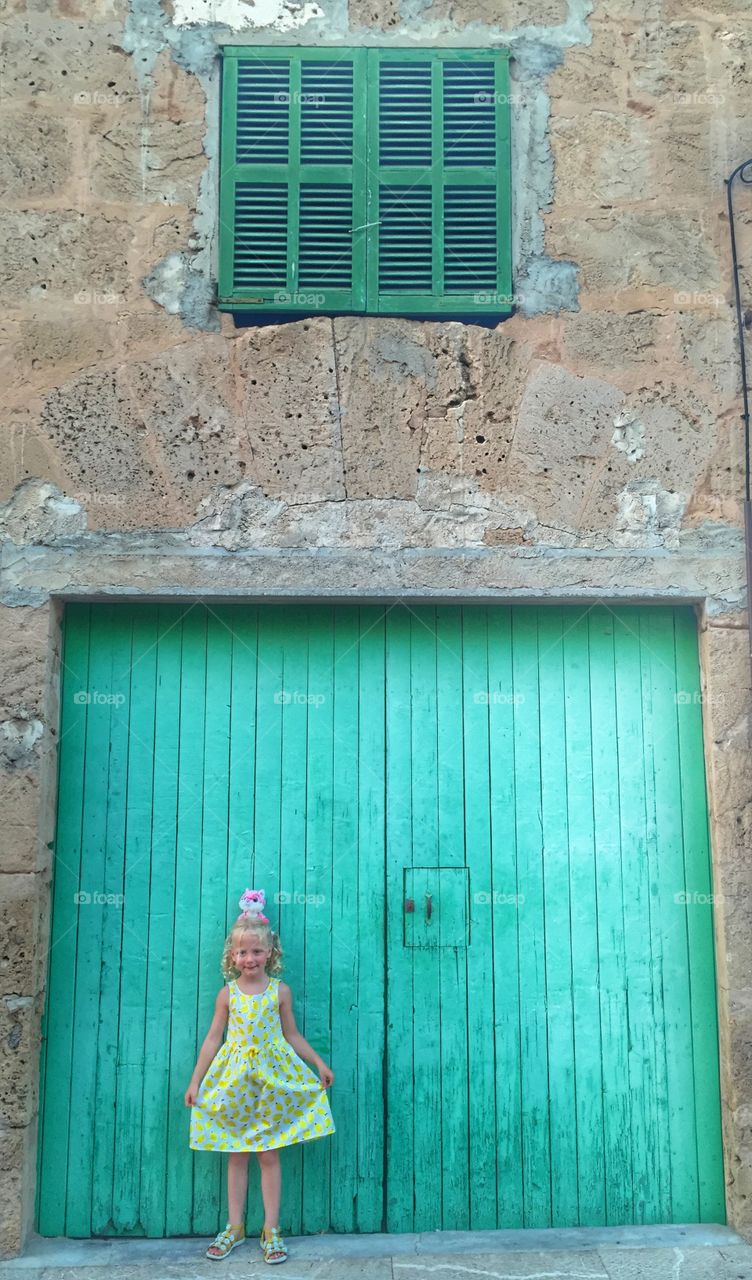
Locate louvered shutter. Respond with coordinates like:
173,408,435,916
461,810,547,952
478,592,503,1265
218,47,511,318
366,49,512,317
218,48,367,312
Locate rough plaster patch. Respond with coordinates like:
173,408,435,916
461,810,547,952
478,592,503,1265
612,413,645,463
172,0,324,29
0,720,44,768
615,481,687,550
0,481,86,545
143,250,219,330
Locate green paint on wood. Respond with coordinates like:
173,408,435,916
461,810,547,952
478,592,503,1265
37,603,725,1237
217,47,512,319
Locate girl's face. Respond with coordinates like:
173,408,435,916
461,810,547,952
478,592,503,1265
232,932,271,977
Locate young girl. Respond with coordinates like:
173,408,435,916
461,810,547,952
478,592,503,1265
185,888,335,1264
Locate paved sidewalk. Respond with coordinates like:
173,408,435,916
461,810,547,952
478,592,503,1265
2,1224,752,1280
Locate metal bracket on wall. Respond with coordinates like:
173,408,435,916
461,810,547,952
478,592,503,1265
726,159,752,660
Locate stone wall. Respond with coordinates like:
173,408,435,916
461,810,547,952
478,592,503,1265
1,0,752,1256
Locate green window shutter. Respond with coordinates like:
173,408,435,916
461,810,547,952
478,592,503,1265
218,48,368,313
218,47,512,319
367,48,512,317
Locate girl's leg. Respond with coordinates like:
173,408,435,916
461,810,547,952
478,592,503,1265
256,1149,282,1231
228,1151,251,1228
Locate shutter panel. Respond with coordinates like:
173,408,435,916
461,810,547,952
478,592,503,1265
367,49,512,318
218,47,511,318
218,48,367,313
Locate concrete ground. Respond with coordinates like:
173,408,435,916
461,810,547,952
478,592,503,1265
2,1224,752,1280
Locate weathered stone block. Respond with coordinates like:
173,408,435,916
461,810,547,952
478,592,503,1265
0,877,38,998
0,212,131,304
420,0,567,24
123,341,249,513
421,324,532,494
39,370,175,528
563,311,660,371
333,318,433,499
0,606,49,723
16,315,117,381
0,17,137,103
546,211,719,293
0,771,43,875
504,362,625,532
0,109,72,201
551,113,651,205
91,120,206,205
234,320,344,503
0,995,37,1126
626,23,707,100
548,26,624,108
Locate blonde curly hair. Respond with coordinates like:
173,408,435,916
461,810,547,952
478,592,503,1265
221,914,284,982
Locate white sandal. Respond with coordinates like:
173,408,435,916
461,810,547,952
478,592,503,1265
206,1224,246,1259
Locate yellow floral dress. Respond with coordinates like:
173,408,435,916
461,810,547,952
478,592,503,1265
189,975,335,1153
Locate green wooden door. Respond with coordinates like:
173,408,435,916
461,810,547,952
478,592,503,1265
37,603,724,1237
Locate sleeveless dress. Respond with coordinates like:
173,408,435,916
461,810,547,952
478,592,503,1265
189,975,335,1153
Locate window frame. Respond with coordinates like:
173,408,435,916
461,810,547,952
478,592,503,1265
217,45,513,321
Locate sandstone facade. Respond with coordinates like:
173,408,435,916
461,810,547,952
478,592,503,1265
1,0,751,1256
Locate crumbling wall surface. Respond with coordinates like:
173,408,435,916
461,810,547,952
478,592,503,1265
1,0,752,1257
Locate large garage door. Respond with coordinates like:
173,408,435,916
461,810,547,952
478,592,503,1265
37,602,724,1236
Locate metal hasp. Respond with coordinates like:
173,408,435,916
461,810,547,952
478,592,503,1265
726,159,752,659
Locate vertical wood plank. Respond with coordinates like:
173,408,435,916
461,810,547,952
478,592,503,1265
562,610,606,1225
637,610,672,1223
111,606,158,1233
166,606,208,1235
588,608,633,1224
275,604,309,1234
409,606,441,1229
385,604,415,1232
512,607,550,1227
195,607,233,1233
435,606,469,1229
91,607,133,1234
301,605,335,1232
329,605,360,1233
537,608,578,1226
66,604,117,1236
612,607,661,1225
355,606,386,1231
140,606,184,1236
461,608,498,1229
487,607,523,1229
